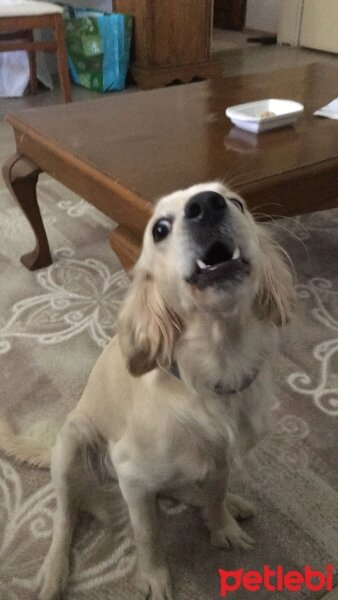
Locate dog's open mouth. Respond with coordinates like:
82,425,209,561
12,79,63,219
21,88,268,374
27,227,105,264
186,240,250,289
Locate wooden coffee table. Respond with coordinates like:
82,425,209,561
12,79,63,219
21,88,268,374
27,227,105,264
3,63,338,271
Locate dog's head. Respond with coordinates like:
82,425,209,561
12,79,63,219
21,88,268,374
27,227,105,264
118,182,295,376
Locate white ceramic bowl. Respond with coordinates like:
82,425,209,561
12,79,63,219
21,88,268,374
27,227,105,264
225,99,304,133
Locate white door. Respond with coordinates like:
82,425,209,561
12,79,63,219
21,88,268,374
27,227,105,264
277,0,304,46
300,0,338,54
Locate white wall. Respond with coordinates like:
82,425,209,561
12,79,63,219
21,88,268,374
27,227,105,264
245,0,282,33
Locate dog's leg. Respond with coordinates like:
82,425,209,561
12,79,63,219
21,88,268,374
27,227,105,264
37,418,84,600
160,482,204,508
112,443,173,600
120,481,173,600
202,472,255,551
227,492,255,520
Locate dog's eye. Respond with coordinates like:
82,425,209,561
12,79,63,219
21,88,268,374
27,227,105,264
228,197,244,213
152,218,172,243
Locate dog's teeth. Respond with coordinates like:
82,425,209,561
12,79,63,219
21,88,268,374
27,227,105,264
232,248,240,260
197,259,208,269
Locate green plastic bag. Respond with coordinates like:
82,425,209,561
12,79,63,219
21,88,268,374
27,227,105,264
65,8,132,92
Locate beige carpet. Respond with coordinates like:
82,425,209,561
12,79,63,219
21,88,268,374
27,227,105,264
0,170,337,599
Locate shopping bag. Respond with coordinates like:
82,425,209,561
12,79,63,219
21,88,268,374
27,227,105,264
65,8,132,92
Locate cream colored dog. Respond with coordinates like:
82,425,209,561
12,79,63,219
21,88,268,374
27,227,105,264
0,182,295,600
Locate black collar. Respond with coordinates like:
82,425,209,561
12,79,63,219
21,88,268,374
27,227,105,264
169,361,260,395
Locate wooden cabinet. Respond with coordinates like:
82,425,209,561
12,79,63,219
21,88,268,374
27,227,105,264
114,0,221,89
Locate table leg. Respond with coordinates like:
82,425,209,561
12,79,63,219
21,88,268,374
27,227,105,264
109,226,142,271
2,154,53,270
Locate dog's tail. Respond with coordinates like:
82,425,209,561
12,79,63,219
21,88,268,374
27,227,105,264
0,417,54,469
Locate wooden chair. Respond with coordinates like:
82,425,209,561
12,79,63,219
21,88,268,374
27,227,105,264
0,1,71,102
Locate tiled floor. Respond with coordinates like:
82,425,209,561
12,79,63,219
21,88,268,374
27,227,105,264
211,26,269,53
0,77,138,120
0,81,104,119
221,42,338,77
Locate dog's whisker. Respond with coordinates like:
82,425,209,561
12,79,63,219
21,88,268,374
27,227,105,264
252,211,308,238
274,214,311,237
226,176,250,192
267,237,298,280
218,168,251,191
250,201,283,213
256,212,311,246
258,218,310,261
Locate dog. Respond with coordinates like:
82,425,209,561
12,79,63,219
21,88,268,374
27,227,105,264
0,182,295,600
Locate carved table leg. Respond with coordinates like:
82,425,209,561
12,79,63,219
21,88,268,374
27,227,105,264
2,154,53,270
109,225,142,272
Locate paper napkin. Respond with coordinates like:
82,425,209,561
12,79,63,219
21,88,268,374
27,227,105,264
314,98,338,119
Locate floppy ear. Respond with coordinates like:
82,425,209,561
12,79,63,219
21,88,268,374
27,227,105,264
118,269,182,376
254,227,296,326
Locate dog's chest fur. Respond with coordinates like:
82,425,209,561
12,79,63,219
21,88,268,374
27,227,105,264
128,391,235,486
129,370,273,489
174,313,277,396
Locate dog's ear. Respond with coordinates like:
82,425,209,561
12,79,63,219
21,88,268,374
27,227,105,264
254,227,296,326
118,269,182,376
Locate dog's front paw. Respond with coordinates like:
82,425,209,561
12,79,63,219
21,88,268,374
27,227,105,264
137,566,174,600
227,492,255,520
37,553,70,600
210,517,254,551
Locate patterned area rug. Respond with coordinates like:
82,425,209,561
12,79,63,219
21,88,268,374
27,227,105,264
0,173,337,600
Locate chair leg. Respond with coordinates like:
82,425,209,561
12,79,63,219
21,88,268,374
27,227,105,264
54,13,72,103
26,30,38,95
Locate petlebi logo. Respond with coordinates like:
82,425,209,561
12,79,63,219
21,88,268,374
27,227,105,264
218,565,334,597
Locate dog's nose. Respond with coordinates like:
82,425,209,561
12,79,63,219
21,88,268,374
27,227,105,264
184,191,227,223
